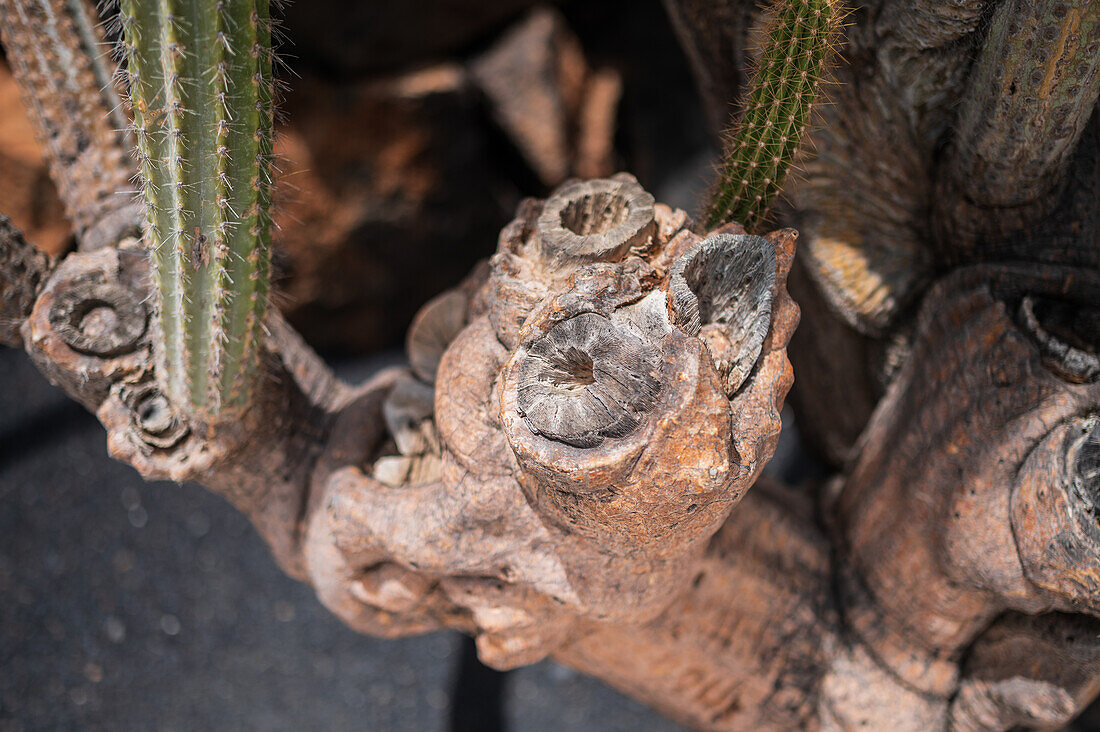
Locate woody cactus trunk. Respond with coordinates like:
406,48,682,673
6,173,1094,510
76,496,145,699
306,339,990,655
2,0,1100,731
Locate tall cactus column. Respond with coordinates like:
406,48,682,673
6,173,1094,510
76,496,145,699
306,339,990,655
705,0,841,233
121,0,275,419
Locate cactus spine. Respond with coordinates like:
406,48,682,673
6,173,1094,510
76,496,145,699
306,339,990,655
705,0,841,232
120,0,274,418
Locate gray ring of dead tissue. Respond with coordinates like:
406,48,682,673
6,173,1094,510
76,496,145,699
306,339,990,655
1072,418,1100,518
669,233,776,395
1017,295,1100,384
535,177,656,266
516,312,662,448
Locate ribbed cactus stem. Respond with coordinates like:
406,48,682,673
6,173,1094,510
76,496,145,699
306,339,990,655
706,0,840,232
120,0,274,418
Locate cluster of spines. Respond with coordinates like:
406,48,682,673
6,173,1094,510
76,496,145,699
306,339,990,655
705,0,841,232
118,0,275,418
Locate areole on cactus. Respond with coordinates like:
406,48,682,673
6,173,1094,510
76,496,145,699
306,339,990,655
120,0,275,418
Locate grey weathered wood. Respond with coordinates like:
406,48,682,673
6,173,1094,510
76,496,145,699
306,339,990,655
669,233,775,395
516,312,661,448
536,175,656,267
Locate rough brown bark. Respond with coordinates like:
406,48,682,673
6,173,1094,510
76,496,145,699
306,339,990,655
10,174,803,683
663,0,1100,726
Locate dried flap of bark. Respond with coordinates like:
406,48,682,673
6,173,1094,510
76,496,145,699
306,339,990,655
668,232,775,395
406,290,469,384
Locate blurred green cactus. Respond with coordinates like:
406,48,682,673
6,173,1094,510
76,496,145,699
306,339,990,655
706,0,841,232
121,0,274,418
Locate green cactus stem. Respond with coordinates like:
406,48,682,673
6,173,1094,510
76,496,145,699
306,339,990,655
705,0,841,232
120,0,274,418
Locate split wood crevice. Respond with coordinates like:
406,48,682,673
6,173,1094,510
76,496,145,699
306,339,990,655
4,0,1100,730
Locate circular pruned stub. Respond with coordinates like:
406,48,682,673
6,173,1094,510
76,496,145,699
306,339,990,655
516,312,661,448
535,176,656,267
47,278,147,358
1012,416,1100,613
127,383,189,450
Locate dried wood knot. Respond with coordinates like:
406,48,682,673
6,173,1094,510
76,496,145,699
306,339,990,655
535,175,655,267
1018,295,1100,384
127,382,189,450
1012,416,1100,609
516,312,661,448
1072,419,1100,519
47,277,147,357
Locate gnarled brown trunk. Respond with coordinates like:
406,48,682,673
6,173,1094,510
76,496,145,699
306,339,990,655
2,0,1099,729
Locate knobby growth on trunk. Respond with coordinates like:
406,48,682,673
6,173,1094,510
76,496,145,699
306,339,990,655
2,0,1100,730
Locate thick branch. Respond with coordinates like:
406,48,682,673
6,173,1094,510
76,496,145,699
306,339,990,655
831,263,1100,708
16,156,1100,730
18,175,803,670
557,481,834,731
0,0,140,251
20,240,358,576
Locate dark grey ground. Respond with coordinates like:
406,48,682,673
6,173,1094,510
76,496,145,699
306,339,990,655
0,346,685,731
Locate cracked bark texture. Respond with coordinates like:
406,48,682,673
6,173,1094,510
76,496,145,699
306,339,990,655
5,1,1100,729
